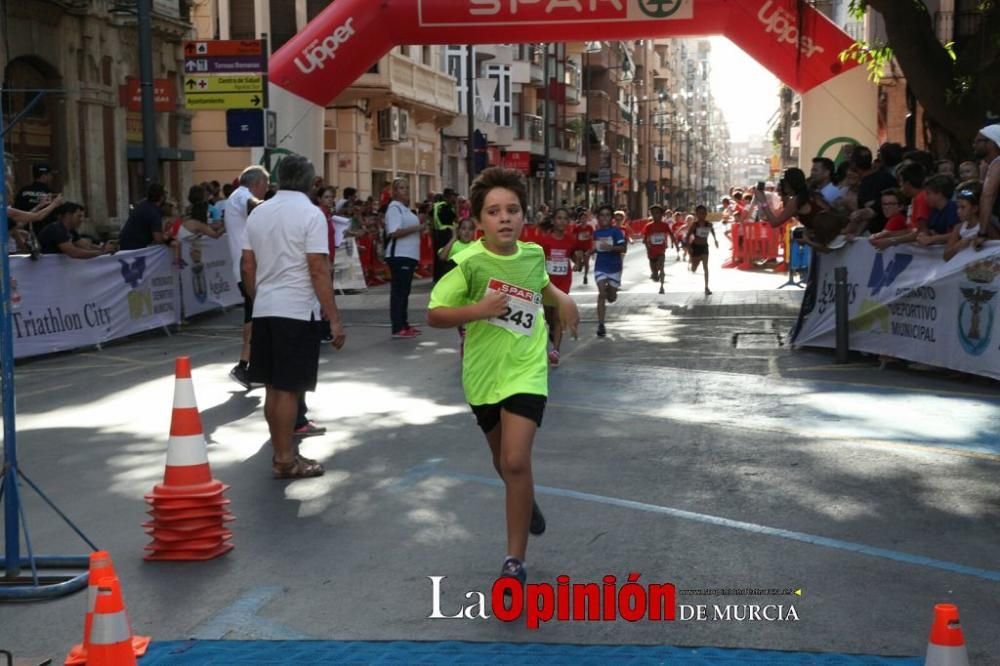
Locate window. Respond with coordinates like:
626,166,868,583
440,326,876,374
486,64,511,127
229,0,255,40
269,0,297,51
446,46,467,113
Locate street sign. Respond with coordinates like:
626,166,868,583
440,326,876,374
183,56,266,74
187,93,266,110
184,39,263,58
184,74,264,94
182,38,268,113
227,109,265,147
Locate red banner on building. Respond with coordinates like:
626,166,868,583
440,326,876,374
121,78,177,112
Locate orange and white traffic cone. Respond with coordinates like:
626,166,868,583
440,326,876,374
86,576,139,666
144,357,233,561
145,356,227,500
926,603,969,666
65,551,150,665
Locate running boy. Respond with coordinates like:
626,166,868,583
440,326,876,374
537,207,577,366
686,205,718,295
589,204,627,337
642,203,671,294
427,168,579,588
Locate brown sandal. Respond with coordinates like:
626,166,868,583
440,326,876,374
272,455,325,479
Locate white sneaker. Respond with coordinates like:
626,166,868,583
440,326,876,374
827,234,847,250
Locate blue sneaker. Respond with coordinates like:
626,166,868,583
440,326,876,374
501,556,527,594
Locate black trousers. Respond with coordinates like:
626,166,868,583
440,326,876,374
387,257,417,333
432,228,453,283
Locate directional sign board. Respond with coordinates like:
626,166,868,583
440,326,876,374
184,74,264,94
185,39,263,58
187,92,266,110
183,40,267,111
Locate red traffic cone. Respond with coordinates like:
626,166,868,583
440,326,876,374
144,357,234,561
86,576,140,666
926,603,969,666
65,552,150,665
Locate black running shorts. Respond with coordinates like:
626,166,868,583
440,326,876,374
470,393,547,433
238,281,254,324
248,317,321,392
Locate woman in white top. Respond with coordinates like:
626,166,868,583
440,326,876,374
944,181,983,261
384,177,424,338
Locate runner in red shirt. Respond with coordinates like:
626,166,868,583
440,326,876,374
538,207,577,366
572,208,594,285
642,204,671,294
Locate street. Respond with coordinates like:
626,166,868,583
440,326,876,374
3,235,999,663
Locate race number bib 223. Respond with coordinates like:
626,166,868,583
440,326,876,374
546,250,569,276
486,278,541,337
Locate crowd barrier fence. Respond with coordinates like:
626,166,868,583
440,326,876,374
790,238,1000,380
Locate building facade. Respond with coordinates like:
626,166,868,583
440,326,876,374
3,0,195,233
190,0,457,202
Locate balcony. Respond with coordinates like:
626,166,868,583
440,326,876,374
350,52,458,118
585,91,615,123
565,63,581,105
523,114,544,144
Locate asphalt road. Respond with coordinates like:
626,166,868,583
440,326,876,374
3,234,999,662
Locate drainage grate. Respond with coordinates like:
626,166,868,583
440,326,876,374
732,331,784,349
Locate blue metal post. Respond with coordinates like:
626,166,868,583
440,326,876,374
0,105,22,579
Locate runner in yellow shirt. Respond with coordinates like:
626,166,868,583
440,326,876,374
428,168,579,591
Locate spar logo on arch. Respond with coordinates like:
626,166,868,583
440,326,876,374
422,0,693,25
636,0,685,19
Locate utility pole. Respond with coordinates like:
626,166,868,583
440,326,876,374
542,43,551,207
137,0,158,186
583,51,591,210
466,45,476,192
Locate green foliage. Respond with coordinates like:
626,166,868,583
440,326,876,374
839,41,895,82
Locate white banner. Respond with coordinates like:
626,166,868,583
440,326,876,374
333,238,367,292
791,240,1000,380
177,235,242,317
9,248,179,359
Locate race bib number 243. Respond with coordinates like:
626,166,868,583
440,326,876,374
486,278,541,336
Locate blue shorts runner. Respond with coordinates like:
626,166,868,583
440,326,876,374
594,271,622,289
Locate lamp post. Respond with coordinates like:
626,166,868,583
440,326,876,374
137,0,158,186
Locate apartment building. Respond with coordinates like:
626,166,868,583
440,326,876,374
189,0,457,201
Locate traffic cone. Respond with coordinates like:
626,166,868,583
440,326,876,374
86,576,140,666
144,357,234,561
926,603,969,666
145,357,227,499
65,552,150,665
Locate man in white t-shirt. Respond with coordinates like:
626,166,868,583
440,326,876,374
241,155,346,479
225,166,269,389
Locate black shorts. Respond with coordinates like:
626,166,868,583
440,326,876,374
690,244,709,257
248,317,321,392
470,393,547,433
238,282,253,324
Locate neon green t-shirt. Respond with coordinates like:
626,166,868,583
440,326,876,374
448,239,475,260
429,240,550,405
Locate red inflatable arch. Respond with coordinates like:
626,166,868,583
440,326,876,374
270,0,859,107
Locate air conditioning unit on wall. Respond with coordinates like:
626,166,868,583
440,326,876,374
377,106,410,144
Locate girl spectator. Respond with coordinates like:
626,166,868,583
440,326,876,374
943,181,983,261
